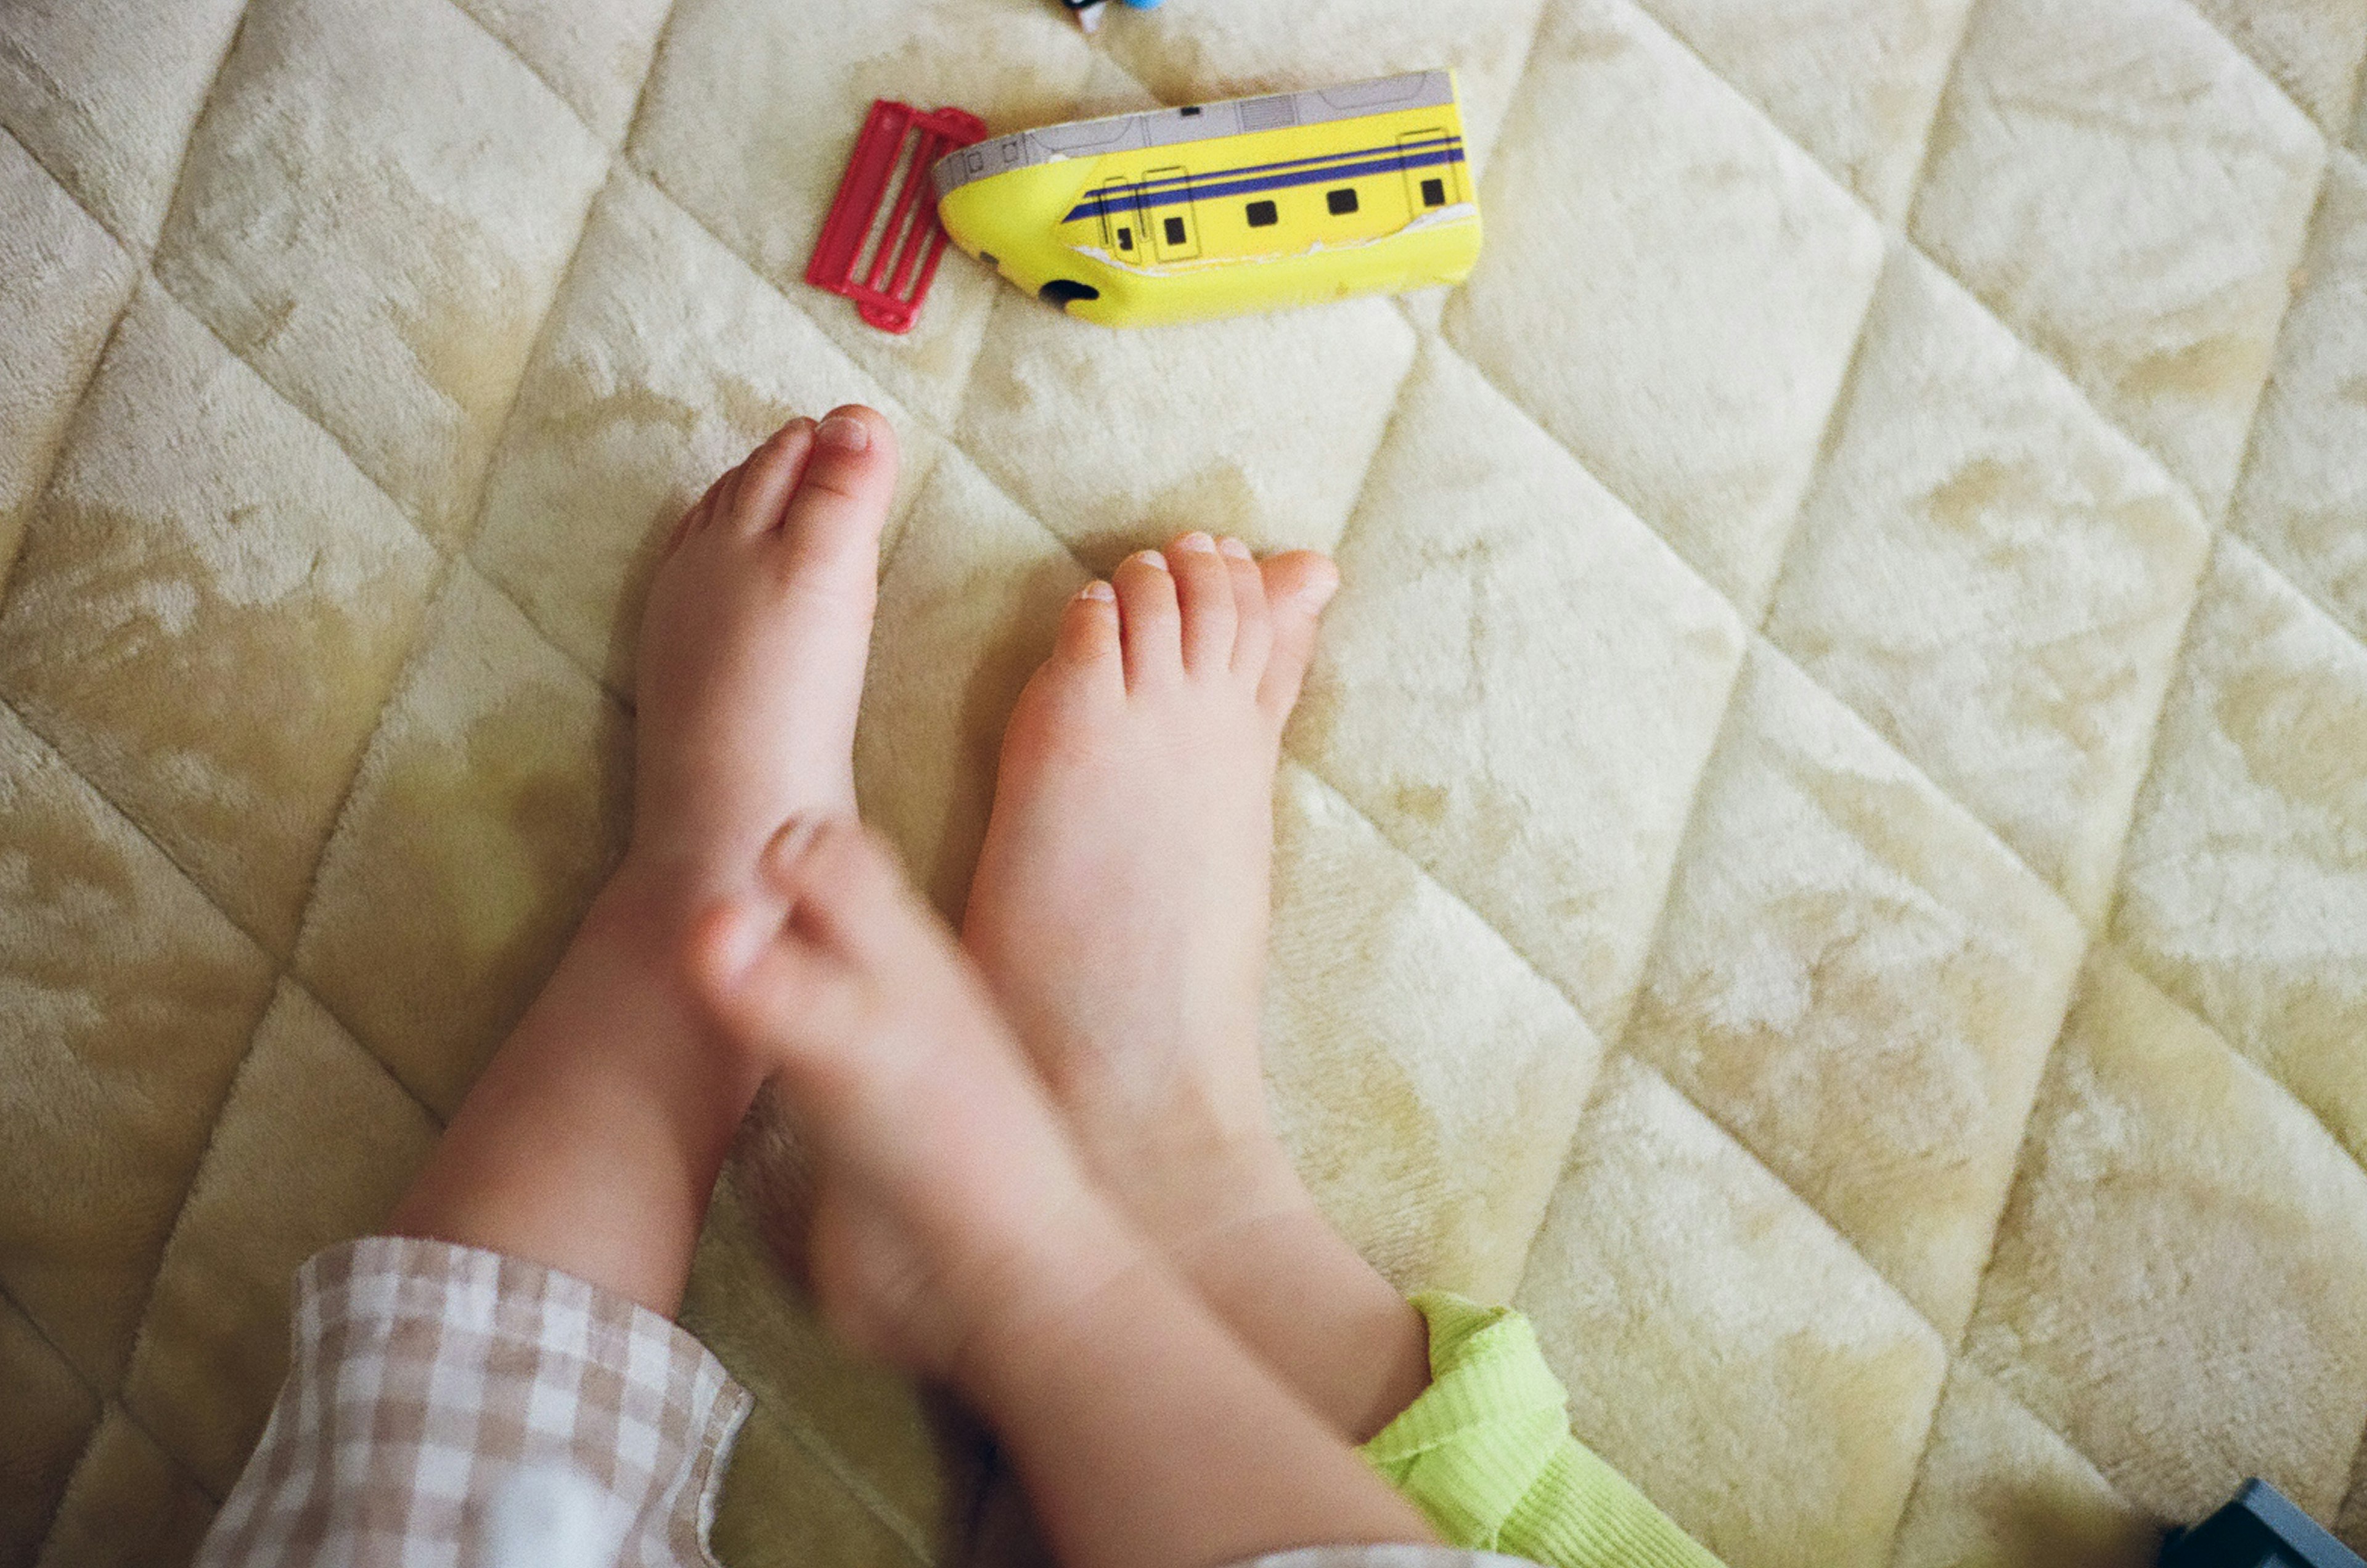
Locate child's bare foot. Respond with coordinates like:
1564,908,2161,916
962,534,1331,1222
628,406,898,903
962,534,1428,1439
385,409,902,1316
687,820,1441,1568
685,817,1128,1379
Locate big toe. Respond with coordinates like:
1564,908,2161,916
766,404,900,585
1256,551,1338,721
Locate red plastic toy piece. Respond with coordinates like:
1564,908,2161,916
807,99,989,334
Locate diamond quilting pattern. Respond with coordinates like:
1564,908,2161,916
36,1408,218,1564
2184,0,2367,138
1633,0,1974,223
1444,0,1885,620
291,565,632,1119
2230,150,2367,647
471,171,932,698
1762,243,2212,923
1619,646,2086,1341
4,0,2367,1557
1886,1363,2157,1568
1291,338,1745,1037
0,131,137,581
2112,539,2367,1168
1517,1056,1950,1568
447,0,674,146
0,703,275,1391
1961,950,2367,1525
1909,0,2326,519
152,0,610,545
0,1293,100,1559
957,293,1420,563
0,280,441,954
1268,764,1608,1304
118,982,439,1497
0,0,248,251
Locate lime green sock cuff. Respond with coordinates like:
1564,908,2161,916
1358,1292,1725,1568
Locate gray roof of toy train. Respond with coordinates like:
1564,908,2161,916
930,70,1455,200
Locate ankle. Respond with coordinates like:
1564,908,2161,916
947,1185,1159,1408
1132,1128,1315,1260
615,828,758,920
591,852,775,1088
1166,1177,1434,1443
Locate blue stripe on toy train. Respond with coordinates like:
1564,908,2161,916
1061,136,1466,224
1069,135,1460,206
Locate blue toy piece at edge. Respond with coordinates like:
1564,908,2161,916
2158,1480,2363,1568
1061,0,1161,22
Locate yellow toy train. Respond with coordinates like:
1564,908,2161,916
928,70,1481,328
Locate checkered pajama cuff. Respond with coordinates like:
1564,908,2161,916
197,1235,751,1568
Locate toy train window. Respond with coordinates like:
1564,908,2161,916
1399,128,1451,213
1098,176,1140,256
1147,166,1200,260
1327,187,1359,216
1246,199,1278,227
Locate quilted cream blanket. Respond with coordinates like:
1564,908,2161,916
4,0,2366,1562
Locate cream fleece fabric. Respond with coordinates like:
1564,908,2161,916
3,1,2366,1565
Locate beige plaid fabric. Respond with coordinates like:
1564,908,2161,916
197,1236,750,1567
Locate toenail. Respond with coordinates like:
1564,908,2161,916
1132,550,1169,573
1176,531,1217,554
816,413,870,452
1218,536,1253,560
1081,580,1116,602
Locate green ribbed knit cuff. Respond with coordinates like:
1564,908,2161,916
1359,1292,1724,1568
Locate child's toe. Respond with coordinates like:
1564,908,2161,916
1112,549,1182,690
722,418,817,537
773,404,899,579
1166,531,1238,675
1219,538,1271,680
1256,551,1339,723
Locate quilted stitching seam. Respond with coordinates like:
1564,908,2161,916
0,131,139,613
2175,0,2367,147
33,1399,223,1550
0,1279,112,1530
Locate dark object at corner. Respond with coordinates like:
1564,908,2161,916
2160,1480,2363,1568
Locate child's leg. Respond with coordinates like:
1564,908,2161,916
688,817,1439,1568
962,535,1434,1440
387,407,900,1318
